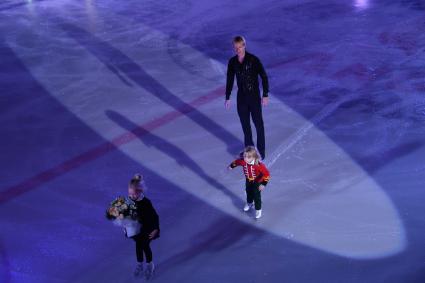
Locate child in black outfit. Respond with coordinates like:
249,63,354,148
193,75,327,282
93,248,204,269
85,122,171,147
128,174,160,279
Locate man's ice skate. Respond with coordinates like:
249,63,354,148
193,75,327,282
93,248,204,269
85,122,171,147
255,209,262,219
145,262,155,280
134,262,144,277
243,203,254,212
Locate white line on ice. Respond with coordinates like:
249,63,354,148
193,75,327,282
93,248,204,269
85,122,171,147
266,95,354,168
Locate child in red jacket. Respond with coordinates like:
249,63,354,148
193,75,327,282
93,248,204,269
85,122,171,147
228,146,270,219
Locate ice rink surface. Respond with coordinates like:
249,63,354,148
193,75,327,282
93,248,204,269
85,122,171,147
1,0,425,282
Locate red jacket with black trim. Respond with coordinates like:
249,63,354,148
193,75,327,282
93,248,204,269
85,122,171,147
229,159,271,186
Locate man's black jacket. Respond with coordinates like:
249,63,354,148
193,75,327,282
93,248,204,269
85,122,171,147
226,52,269,100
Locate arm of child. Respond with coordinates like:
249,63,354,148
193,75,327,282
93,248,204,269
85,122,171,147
228,159,244,169
259,163,271,189
144,199,160,239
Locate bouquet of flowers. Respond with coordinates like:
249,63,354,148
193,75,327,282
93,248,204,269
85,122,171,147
106,196,141,237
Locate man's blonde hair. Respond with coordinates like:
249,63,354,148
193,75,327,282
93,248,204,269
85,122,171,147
232,35,246,46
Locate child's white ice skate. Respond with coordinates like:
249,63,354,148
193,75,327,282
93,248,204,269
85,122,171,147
255,209,262,219
145,262,155,280
243,203,254,212
133,262,144,277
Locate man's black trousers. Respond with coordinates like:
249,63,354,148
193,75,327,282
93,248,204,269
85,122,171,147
237,94,265,158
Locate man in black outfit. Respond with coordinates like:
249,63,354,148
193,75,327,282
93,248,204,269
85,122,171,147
225,35,269,159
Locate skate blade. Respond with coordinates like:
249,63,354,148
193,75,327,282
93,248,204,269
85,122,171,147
144,269,155,280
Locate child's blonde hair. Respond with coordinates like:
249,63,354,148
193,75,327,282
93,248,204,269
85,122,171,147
241,146,262,165
129,173,143,191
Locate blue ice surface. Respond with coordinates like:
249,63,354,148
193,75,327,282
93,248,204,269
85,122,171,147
1,0,425,282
